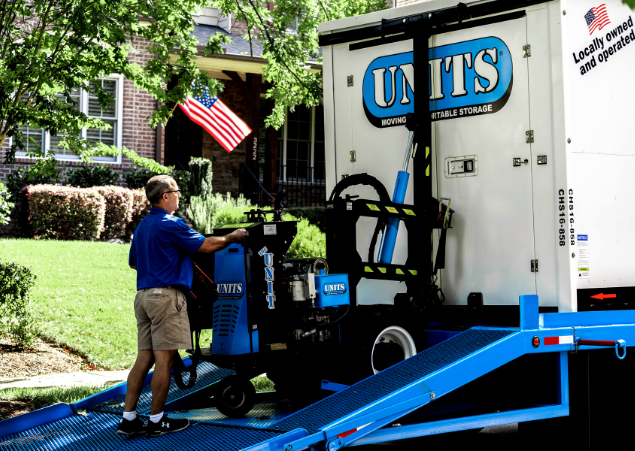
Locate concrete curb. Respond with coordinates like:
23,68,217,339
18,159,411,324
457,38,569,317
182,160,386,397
0,370,129,390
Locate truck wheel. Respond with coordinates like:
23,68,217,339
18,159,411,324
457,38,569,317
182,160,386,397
215,375,256,418
371,325,418,373
344,315,425,382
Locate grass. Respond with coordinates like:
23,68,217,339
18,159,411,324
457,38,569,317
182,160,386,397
0,385,107,410
1,239,213,370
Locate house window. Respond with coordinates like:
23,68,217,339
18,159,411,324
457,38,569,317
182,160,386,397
16,76,123,163
278,104,325,183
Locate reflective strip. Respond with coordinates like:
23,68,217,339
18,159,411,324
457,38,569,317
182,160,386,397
386,206,398,213
409,269,418,275
396,268,405,275
403,209,416,216
545,336,574,345
367,204,380,211
378,267,387,274
364,266,374,273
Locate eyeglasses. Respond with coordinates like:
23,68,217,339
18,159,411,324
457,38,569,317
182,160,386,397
163,190,181,196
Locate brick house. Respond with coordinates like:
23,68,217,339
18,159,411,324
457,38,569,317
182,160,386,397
0,6,325,207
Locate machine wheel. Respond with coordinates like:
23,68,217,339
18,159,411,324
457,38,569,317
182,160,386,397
215,375,256,418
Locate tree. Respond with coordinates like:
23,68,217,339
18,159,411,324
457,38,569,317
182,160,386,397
1,0,386,175
212,0,388,129
0,0,229,174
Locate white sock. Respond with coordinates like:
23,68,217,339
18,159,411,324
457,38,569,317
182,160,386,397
149,412,164,423
122,411,137,421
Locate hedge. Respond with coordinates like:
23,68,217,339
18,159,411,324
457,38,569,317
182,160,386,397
67,166,120,188
95,186,134,240
126,189,151,238
285,207,326,232
24,185,106,240
0,261,37,347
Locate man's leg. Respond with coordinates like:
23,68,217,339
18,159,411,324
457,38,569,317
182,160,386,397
150,349,177,415
123,350,155,413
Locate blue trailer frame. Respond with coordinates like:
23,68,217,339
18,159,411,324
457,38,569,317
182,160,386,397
2,295,634,450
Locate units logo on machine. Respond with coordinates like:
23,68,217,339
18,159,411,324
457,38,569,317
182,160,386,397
258,246,276,309
217,282,244,296
362,37,513,127
323,283,347,295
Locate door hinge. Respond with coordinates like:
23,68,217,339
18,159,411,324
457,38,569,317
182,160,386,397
347,75,354,87
531,259,539,272
523,44,531,58
349,150,356,162
526,130,534,143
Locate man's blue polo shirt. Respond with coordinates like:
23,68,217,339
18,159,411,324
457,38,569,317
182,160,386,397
129,207,206,291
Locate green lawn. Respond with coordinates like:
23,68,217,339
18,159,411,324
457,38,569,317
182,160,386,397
1,239,213,370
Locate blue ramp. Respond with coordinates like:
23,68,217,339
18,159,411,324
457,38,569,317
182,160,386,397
269,328,517,434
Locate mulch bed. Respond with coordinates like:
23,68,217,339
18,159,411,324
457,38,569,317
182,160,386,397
0,337,97,421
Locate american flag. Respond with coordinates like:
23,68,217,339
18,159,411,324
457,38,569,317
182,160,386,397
584,4,610,35
179,87,251,152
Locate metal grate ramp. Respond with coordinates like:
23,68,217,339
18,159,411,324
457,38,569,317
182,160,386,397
269,328,516,434
168,400,296,428
91,361,234,415
0,411,283,451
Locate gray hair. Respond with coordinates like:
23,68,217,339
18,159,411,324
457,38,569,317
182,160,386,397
146,175,175,205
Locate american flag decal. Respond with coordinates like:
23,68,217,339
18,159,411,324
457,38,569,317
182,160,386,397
179,86,251,152
585,4,610,35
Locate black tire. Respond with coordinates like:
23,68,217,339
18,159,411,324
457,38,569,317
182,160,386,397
214,375,256,418
342,313,427,383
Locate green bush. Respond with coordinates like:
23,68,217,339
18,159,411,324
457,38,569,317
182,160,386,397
285,207,326,232
123,167,153,189
0,182,14,226
6,166,62,204
67,166,120,188
284,215,326,258
0,261,37,348
172,169,191,200
124,167,191,200
24,185,106,240
189,157,213,200
189,193,252,233
94,186,133,239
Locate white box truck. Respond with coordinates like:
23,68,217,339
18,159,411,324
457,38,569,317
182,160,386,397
321,0,635,316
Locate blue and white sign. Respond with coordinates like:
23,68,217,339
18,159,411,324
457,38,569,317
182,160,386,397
323,283,347,295
217,282,244,296
362,37,513,127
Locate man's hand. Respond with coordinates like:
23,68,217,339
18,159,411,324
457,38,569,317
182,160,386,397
197,228,248,253
229,228,247,244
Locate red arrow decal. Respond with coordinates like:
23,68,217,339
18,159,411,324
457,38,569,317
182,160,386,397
591,293,617,300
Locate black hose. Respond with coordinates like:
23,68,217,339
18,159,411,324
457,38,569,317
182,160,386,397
317,305,350,332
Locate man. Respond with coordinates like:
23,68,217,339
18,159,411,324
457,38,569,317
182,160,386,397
117,175,246,437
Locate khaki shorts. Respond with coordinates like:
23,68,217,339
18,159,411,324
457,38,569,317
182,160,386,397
134,286,192,351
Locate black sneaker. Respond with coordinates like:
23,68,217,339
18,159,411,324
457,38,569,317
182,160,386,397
116,417,147,436
146,415,190,437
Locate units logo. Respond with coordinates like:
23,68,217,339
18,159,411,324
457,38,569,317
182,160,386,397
323,283,347,295
362,37,513,127
217,282,244,296
258,246,276,309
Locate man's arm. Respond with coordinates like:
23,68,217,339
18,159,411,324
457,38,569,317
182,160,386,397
197,229,247,253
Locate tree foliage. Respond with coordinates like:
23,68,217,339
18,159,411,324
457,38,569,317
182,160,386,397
1,0,387,173
211,0,388,129
0,0,228,171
